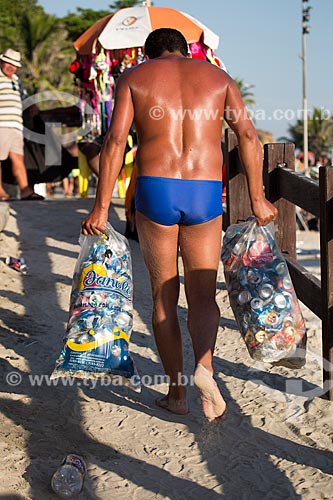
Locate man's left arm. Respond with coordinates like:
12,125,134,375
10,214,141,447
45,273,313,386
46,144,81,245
81,72,134,236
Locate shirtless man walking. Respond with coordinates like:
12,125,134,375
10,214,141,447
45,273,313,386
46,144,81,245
82,29,277,422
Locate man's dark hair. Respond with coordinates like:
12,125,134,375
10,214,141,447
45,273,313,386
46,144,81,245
144,28,188,59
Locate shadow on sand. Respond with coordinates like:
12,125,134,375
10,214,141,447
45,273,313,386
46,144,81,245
0,198,331,499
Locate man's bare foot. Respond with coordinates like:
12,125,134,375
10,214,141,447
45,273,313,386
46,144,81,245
156,396,189,415
193,364,226,422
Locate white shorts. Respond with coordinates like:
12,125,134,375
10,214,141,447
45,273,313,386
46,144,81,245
0,128,24,161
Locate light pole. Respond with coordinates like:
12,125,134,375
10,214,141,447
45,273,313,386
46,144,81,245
302,0,311,172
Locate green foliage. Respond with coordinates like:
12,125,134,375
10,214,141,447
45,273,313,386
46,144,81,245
17,10,73,94
0,0,40,50
61,1,143,42
109,0,144,9
61,8,111,42
0,0,144,95
0,1,74,94
282,107,333,158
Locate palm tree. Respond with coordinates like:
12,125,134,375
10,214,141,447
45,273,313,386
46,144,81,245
19,9,73,96
233,76,276,142
279,107,333,159
0,0,37,48
278,120,303,149
234,77,256,107
308,107,333,158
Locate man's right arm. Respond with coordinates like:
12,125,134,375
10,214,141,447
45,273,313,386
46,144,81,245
224,78,277,226
81,72,134,236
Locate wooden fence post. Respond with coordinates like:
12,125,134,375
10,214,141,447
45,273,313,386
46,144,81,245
319,165,333,399
224,128,252,231
263,143,296,258
224,137,333,399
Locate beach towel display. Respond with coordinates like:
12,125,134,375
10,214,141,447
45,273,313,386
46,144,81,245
222,217,307,368
51,222,140,390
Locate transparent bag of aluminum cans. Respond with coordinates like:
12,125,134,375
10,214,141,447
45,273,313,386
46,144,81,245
51,222,140,390
222,217,306,368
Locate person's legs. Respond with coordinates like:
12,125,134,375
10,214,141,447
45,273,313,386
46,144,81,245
80,142,100,176
8,152,43,200
179,216,226,421
63,177,70,196
8,152,31,197
136,211,188,414
0,162,10,199
0,131,11,199
0,131,42,200
179,216,222,370
87,154,100,176
63,176,74,196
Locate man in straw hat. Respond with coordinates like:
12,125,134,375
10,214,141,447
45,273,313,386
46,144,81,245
0,48,43,200
81,28,277,422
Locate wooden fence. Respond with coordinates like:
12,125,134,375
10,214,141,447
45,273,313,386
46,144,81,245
223,129,333,400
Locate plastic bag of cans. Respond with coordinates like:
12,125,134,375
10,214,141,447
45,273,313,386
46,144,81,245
222,217,306,367
51,222,140,390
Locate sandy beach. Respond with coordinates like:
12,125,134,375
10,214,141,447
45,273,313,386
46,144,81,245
0,196,332,500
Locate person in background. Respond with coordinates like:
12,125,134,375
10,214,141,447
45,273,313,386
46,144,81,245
0,48,44,200
81,29,277,422
78,139,101,177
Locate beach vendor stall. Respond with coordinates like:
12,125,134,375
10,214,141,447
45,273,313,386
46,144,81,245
71,3,225,204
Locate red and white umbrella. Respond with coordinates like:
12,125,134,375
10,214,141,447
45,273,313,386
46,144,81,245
74,5,219,55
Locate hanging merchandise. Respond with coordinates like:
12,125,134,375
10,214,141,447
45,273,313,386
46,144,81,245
94,48,113,134
71,5,225,138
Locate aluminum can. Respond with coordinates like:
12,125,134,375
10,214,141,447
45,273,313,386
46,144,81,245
5,256,27,274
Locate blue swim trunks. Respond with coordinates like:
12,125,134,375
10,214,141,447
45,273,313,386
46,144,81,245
135,176,223,226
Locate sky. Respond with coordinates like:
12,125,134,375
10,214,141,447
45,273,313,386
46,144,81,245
38,0,333,141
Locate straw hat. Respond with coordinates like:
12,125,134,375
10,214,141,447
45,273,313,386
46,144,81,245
0,48,22,68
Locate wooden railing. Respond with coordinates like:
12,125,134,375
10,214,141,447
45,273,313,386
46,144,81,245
223,129,333,400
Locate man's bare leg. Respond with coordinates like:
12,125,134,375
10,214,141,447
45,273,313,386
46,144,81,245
136,211,188,414
179,216,226,421
0,162,10,199
8,152,33,198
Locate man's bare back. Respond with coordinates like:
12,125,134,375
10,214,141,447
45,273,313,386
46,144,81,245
83,27,277,232
125,55,228,180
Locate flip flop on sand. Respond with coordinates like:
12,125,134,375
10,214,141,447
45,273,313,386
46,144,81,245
156,396,189,415
0,196,16,201
193,364,227,422
20,192,44,201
